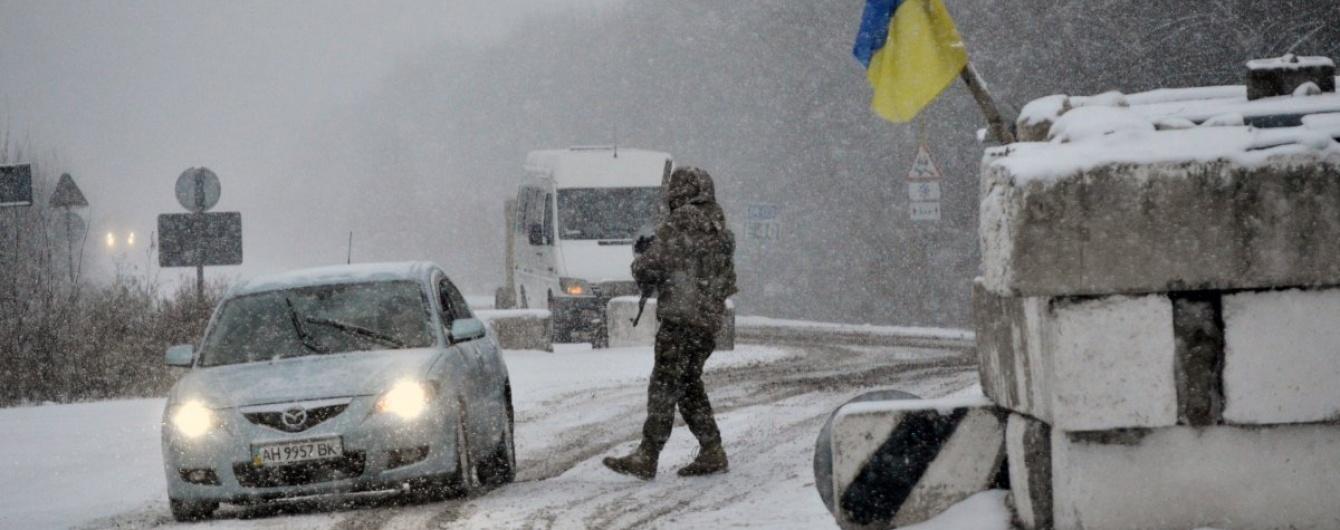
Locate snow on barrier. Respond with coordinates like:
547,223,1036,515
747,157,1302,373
821,394,1007,529
474,309,552,352
975,61,1340,529
605,297,735,351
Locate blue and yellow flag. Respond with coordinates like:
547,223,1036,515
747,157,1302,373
853,0,968,123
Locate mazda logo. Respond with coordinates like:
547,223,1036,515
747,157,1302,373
281,407,308,430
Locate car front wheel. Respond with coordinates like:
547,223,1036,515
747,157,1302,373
169,498,218,522
478,384,516,486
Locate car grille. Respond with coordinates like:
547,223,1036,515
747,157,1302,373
243,403,348,433
233,452,366,488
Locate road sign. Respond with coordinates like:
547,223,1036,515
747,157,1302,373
175,167,221,213
910,202,941,221
907,144,943,181
746,203,781,222
50,173,89,208
0,163,33,207
907,181,941,202
56,211,86,242
744,202,781,241
906,144,943,222
158,212,243,267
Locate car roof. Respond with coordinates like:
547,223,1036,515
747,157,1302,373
228,261,440,298
525,147,670,189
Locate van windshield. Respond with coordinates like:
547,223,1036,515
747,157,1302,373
557,187,660,240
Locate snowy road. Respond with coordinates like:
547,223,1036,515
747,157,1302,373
3,341,976,530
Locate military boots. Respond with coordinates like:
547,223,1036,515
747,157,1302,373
602,447,659,480
676,444,728,476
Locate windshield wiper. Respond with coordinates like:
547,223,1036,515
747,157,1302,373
285,297,330,354
303,316,407,349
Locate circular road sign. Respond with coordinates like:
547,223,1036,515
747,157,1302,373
175,167,221,213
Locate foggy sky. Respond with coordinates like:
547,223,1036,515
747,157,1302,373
0,0,617,282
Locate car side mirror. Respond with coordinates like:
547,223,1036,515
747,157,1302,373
450,318,487,343
166,344,195,367
527,223,546,246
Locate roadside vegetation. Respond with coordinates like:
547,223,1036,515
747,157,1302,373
0,135,224,407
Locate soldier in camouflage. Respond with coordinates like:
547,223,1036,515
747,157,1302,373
604,166,737,480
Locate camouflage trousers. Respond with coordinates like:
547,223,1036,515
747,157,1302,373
640,321,722,454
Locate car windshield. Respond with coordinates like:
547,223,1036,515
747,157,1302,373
557,187,660,240
198,280,434,367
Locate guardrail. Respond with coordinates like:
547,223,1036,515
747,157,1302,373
735,316,975,351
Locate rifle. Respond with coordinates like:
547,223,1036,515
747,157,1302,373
631,235,656,327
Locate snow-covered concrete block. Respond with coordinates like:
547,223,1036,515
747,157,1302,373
605,297,735,351
1222,287,1340,424
475,309,552,351
980,145,1340,297
975,283,1179,430
1011,420,1340,530
827,396,1006,529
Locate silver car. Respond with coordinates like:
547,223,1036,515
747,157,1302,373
160,262,514,521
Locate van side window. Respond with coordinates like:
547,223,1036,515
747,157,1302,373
542,193,554,246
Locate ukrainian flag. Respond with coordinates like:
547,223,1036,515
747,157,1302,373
853,0,968,123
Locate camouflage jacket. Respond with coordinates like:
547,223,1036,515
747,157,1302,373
633,167,737,331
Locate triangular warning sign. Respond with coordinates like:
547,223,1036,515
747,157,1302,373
907,144,943,181
50,173,88,208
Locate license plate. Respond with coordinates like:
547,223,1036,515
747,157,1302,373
252,437,343,467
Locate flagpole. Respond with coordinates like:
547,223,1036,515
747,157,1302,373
959,62,1015,144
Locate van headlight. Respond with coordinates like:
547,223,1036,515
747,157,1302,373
171,400,216,438
377,380,434,419
560,277,591,297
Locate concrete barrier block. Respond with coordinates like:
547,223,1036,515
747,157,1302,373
606,297,735,351
1009,421,1340,529
975,283,1179,430
1005,414,1052,530
1222,287,1340,424
980,153,1340,297
475,309,551,352
827,396,1006,529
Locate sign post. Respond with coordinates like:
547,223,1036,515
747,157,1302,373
50,173,90,283
159,167,241,302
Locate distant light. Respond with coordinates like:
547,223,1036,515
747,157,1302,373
105,232,116,248
127,232,136,246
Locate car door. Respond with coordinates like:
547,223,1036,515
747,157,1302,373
438,276,498,454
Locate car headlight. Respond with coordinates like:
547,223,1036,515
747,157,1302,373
171,400,216,438
377,380,433,419
560,277,591,297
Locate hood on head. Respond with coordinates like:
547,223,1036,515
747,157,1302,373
667,166,717,211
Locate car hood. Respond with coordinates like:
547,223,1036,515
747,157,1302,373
171,348,442,408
